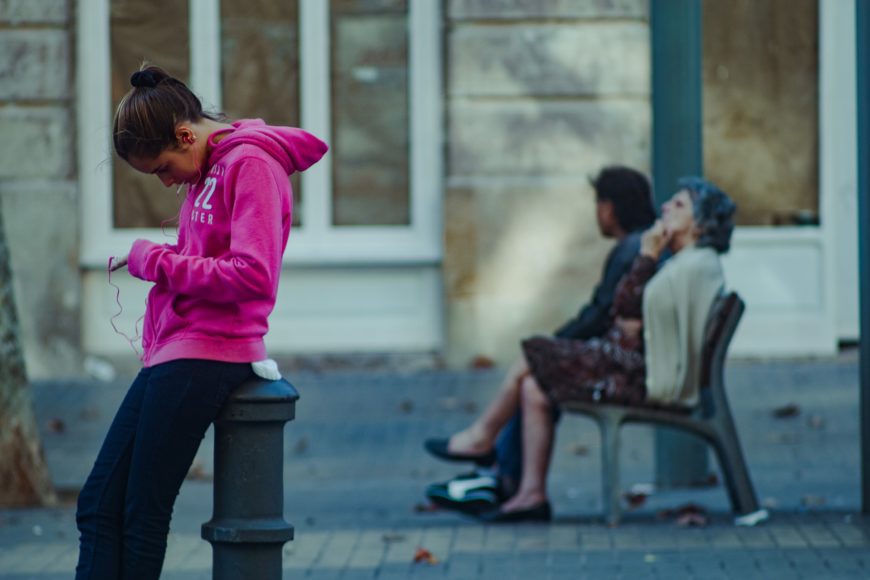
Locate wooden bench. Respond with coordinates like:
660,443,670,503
561,292,767,526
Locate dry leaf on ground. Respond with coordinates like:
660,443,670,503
413,502,440,513
658,502,708,527
801,494,826,507
772,403,801,418
807,415,825,429
185,461,212,482
413,547,439,565
568,443,589,456
293,437,309,455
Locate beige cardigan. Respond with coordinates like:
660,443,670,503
642,246,725,406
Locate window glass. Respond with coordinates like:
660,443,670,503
110,0,190,229
222,0,302,226
330,0,410,226
702,0,819,226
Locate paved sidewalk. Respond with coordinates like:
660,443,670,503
0,354,868,578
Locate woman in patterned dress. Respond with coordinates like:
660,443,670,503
438,178,736,522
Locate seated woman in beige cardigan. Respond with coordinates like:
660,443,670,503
430,177,736,523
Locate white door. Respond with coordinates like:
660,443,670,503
78,0,444,356
701,0,857,356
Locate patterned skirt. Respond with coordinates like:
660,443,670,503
521,331,646,406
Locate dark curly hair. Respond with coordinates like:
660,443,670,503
677,177,737,254
589,166,657,233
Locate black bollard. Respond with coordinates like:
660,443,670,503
202,377,299,580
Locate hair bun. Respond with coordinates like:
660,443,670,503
130,70,158,88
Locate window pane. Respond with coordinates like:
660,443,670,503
110,0,189,229
702,0,819,226
221,0,302,226
330,0,410,226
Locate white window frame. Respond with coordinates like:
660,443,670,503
77,0,443,267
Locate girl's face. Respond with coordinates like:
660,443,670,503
661,189,696,238
128,143,199,188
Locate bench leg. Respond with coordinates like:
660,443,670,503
599,413,622,526
711,412,760,516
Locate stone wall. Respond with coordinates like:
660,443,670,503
444,0,651,367
0,0,80,378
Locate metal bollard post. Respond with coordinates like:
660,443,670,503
202,377,299,580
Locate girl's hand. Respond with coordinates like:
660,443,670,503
110,255,128,272
640,220,671,259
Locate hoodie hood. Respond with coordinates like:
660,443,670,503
207,119,328,175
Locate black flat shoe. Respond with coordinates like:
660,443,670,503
478,502,552,524
424,438,497,467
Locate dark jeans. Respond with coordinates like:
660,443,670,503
494,406,561,488
75,359,253,580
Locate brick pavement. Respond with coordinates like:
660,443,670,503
0,354,868,578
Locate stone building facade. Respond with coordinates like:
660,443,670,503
1,0,80,377
0,0,859,378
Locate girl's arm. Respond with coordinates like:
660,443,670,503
127,158,284,302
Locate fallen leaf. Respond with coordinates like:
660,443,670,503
772,403,800,418
185,461,212,482
629,483,655,496
688,472,719,488
470,355,495,370
676,502,707,516
623,491,648,510
658,502,708,526
568,443,589,456
47,418,65,433
413,502,440,513
293,437,309,455
399,400,414,414
413,546,439,565
807,415,825,430
676,512,708,527
624,484,654,510
801,495,826,507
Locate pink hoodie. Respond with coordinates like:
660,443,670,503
127,119,328,367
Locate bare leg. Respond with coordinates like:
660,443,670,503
500,375,554,511
448,358,529,455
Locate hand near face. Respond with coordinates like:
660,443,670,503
640,220,672,259
614,316,642,339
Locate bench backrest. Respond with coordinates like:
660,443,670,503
698,292,745,414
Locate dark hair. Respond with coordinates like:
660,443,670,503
589,166,657,233
113,64,218,161
677,177,737,254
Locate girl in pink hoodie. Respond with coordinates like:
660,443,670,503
75,65,327,580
